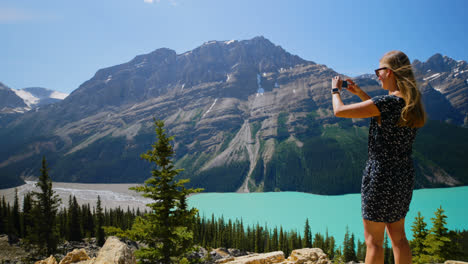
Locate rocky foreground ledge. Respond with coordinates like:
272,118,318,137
29,237,468,264
34,236,332,264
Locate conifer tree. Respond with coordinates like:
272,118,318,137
313,232,324,249
57,208,68,239
21,192,33,238
264,225,270,252
272,227,279,251
28,156,61,256
327,235,336,260
95,195,105,246
356,238,364,261
0,196,5,234
350,233,358,261
82,203,94,238
113,119,204,263
68,195,82,241
420,206,452,263
323,229,330,254
410,211,428,263
334,246,344,264
302,218,312,248
12,188,20,237
384,232,393,264
342,226,357,262
279,227,284,253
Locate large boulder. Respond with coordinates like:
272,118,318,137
88,236,136,264
217,251,285,263
220,248,332,264
283,248,331,264
59,249,90,264
35,255,58,264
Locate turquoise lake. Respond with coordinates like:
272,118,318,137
187,186,468,247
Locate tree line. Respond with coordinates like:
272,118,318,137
2,186,467,263
3,175,467,263
1,119,467,263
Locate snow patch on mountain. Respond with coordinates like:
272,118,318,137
11,87,68,109
50,91,68,100
12,89,39,107
423,73,441,82
202,98,218,118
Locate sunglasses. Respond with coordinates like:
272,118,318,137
374,67,388,77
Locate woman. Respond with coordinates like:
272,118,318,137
330,50,426,264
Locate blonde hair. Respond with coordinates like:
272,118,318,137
380,51,427,128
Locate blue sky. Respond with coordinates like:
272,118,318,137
1,0,468,94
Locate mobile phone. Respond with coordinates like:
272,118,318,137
342,81,348,88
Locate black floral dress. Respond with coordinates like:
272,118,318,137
361,95,419,223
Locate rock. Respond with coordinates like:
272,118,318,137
57,238,100,260
90,236,136,264
35,255,58,264
219,251,285,263
221,248,332,264
58,249,90,264
186,246,208,262
283,248,331,264
227,248,249,257
445,261,468,264
213,248,231,258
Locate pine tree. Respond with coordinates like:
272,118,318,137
384,232,393,264
28,156,62,256
356,238,365,261
323,229,330,255
334,246,344,264
68,195,82,241
420,206,452,263
342,226,356,262
279,227,284,253
21,192,33,238
0,196,6,234
272,227,279,251
410,211,428,263
12,188,20,237
327,235,336,260
95,195,106,246
302,218,312,248
313,232,324,249
116,119,204,263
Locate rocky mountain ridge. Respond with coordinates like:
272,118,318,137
0,36,467,193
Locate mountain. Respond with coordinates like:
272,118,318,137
0,84,68,114
412,53,468,125
0,82,28,113
0,37,467,193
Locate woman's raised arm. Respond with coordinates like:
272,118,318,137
332,96,380,118
331,76,379,118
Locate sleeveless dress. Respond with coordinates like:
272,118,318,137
361,94,419,223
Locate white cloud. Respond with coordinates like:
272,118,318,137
144,0,154,3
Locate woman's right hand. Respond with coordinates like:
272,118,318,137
345,79,363,96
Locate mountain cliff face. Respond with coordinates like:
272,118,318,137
0,37,467,193
413,53,468,125
0,82,27,113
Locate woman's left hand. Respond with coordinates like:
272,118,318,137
332,76,342,90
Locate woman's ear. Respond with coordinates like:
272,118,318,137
386,69,394,78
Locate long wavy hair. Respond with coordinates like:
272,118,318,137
380,51,427,128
